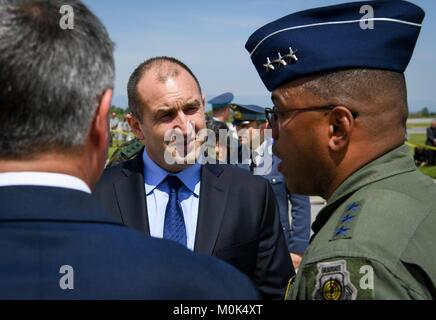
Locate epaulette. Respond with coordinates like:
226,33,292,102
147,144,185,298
107,139,143,167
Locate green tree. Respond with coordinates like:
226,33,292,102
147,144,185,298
420,107,430,117
110,105,127,118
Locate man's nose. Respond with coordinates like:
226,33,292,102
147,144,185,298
173,112,189,134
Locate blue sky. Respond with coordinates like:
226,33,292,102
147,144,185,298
84,0,436,112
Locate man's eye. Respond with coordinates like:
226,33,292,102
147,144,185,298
185,106,199,114
158,113,172,121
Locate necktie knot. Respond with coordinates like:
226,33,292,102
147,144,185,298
166,175,183,193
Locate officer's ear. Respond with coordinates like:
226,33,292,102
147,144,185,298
90,89,112,150
126,113,145,142
327,106,355,152
86,89,112,189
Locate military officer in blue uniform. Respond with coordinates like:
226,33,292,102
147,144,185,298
233,103,311,269
209,92,240,144
245,0,436,299
208,92,235,126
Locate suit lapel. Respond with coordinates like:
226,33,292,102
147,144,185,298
114,154,150,234
194,164,229,255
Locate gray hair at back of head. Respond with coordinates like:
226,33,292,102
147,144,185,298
0,0,114,158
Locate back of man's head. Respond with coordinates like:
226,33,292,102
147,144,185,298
0,0,114,159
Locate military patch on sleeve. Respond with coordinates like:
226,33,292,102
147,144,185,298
312,260,357,300
331,200,365,241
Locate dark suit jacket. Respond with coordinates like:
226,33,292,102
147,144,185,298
0,186,259,300
95,152,294,299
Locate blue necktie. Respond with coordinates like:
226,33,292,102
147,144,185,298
163,175,187,247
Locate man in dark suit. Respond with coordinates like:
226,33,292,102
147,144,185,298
95,56,293,299
0,0,259,300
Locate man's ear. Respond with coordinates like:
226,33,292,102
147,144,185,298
327,106,355,152
90,89,112,148
127,113,145,142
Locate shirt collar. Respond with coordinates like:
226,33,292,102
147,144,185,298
0,172,91,194
142,149,201,196
312,144,416,234
327,144,416,205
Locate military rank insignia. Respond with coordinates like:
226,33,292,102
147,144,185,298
331,200,364,241
107,138,143,168
312,260,357,300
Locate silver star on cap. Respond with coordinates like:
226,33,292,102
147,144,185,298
273,52,287,67
263,57,275,72
283,47,298,63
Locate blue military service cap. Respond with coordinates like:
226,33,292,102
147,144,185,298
208,92,234,110
232,103,267,126
245,0,425,92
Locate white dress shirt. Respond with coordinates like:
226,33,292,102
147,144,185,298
252,138,274,176
0,172,91,193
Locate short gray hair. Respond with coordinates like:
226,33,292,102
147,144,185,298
0,0,114,158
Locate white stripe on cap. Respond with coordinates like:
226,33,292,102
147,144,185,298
250,18,422,57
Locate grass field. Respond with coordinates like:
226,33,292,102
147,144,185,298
407,124,431,128
407,133,426,147
419,166,436,178
108,147,116,159
407,133,436,178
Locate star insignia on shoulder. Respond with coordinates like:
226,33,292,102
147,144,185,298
346,202,360,212
341,214,355,223
335,226,350,237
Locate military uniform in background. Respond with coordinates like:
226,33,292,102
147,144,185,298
107,138,143,168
